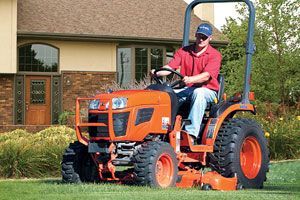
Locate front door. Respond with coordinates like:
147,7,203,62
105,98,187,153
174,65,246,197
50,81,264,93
25,76,51,125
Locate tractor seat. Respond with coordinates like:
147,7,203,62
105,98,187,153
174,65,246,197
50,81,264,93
215,74,225,104
177,74,225,117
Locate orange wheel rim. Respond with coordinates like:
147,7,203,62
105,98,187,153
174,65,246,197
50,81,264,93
155,153,174,187
240,136,262,179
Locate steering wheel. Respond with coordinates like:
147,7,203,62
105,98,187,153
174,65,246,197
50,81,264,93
153,68,185,89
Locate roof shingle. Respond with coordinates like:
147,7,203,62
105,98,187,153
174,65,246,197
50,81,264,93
17,0,223,42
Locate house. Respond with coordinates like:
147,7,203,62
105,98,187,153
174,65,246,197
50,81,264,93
0,0,226,131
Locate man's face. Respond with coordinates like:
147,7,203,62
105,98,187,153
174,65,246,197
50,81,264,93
195,33,211,48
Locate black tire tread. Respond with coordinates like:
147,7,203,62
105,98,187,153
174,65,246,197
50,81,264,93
132,141,178,187
61,141,98,183
208,118,270,188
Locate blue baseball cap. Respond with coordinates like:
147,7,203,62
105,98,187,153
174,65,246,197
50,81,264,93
196,23,213,36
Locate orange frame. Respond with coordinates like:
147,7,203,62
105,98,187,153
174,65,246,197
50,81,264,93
169,103,255,165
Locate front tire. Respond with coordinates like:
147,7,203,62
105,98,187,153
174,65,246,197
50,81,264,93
133,141,178,188
208,118,269,188
61,141,99,183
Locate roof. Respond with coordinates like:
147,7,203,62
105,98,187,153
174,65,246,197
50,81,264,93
17,0,224,44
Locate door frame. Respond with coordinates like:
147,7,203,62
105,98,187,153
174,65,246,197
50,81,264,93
14,74,62,125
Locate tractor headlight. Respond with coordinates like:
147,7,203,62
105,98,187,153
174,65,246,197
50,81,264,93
89,99,100,110
112,97,128,109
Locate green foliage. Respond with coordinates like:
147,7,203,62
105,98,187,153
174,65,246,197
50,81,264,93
266,117,300,160
0,126,76,178
220,0,300,104
58,111,75,125
221,1,300,160
236,101,300,160
0,141,47,178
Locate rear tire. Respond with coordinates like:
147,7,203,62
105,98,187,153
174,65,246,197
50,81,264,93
133,141,178,188
61,141,99,183
208,118,269,189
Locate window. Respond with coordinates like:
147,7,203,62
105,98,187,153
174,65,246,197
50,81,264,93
151,48,163,70
117,46,177,85
135,48,148,82
18,44,59,72
134,47,164,81
166,47,175,64
117,48,132,86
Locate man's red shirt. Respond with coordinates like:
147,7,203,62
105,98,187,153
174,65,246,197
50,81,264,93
168,44,222,91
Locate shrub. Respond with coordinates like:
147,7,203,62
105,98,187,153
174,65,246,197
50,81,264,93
262,116,300,160
58,111,75,125
236,102,300,160
0,126,76,178
0,141,49,178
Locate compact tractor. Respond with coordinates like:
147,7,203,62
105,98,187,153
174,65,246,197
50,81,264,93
62,0,269,190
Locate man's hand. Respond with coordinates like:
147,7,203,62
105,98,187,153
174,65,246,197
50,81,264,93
183,72,211,85
150,69,157,77
183,76,194,85
150,66,173,77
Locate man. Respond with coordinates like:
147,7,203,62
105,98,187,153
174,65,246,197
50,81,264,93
151,23,222,142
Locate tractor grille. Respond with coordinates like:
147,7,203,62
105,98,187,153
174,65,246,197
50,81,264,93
88,112,130,137
135,108,154,125
113,112,130,137
88,113,109,137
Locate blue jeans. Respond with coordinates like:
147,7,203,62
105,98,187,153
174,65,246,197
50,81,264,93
175,87,217,138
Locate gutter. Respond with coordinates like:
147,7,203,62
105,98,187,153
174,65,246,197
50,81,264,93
17,31,228,47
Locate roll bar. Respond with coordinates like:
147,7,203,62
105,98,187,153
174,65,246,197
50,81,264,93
183,0,255,104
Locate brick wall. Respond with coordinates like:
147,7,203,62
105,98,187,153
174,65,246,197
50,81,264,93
62,71,116,112
0,75,14,125
0,72,116,132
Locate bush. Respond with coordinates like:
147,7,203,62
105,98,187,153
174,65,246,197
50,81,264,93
58,111,75,126
236,102,300,160
0,126,76,178
265,117,300,160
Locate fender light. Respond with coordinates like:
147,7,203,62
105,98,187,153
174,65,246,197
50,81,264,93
111,97,128,109
89,99,100,110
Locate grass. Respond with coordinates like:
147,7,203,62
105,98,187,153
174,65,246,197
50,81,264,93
0,160,299,200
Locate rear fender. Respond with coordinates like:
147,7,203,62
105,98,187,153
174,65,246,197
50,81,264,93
201,103,255,146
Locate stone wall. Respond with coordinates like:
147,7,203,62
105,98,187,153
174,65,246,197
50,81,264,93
62,71,116,112
0,74,14,125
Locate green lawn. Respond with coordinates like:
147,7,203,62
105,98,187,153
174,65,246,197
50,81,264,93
0,160,299,200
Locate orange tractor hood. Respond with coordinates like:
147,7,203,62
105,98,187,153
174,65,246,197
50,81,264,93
94,89,171,107
75,89,173,143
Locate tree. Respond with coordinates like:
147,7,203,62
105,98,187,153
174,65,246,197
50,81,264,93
220,0,300,107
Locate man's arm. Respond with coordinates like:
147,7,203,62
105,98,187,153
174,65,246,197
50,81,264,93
150,65,173,77
184,51,222,85
182,72,210,85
